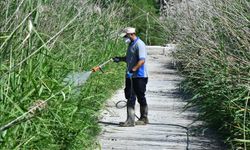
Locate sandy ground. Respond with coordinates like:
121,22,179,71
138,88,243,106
97,45,225,150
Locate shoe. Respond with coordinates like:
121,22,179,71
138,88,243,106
119,121,135,127
135,105,149,125
119,106,135,127
135,117,149,125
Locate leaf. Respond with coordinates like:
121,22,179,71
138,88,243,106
38,85,44,96
1,130,7,138
20,89,35,102
61,91,66,101
233,139,250,143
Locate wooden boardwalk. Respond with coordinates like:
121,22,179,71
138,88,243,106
98,46,224,150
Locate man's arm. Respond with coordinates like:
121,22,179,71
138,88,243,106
132,41,146,72
132,59,145,72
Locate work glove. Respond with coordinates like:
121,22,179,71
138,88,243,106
126,71,134,78
112,57,121,63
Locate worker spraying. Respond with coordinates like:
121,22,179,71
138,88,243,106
64,27,149,127
113,27,149,127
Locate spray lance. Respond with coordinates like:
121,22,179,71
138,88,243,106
91,58,113,73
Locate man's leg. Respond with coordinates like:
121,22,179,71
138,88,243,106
133,78,149,125
125,78,136,107
119,78,136,127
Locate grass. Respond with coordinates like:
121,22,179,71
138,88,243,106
163,0,250,149
0,0,127,149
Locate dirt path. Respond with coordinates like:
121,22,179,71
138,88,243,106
98,45,224,150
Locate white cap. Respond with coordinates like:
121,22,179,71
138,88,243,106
119,27,136,37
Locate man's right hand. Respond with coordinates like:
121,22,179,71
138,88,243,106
113,57,123,63
112,56,126,63
112,57,120,63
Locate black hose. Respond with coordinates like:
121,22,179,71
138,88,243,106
115,100,127,109
148,122,189,150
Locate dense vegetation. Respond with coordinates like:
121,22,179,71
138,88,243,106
169,0,250,149
0,0,163,149
125,0,167,45
0,0,127,149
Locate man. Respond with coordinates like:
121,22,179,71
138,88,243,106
113,27,149,127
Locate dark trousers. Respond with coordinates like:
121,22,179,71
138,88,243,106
124,78,148,107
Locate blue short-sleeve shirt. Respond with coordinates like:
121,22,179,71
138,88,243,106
126,37,148,78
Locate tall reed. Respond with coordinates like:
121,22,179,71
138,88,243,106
0,0,126,149
166,0,250,149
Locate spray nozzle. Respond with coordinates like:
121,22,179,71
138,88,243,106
92,66,104,73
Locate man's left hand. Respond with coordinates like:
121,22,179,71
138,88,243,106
127,70,135,78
